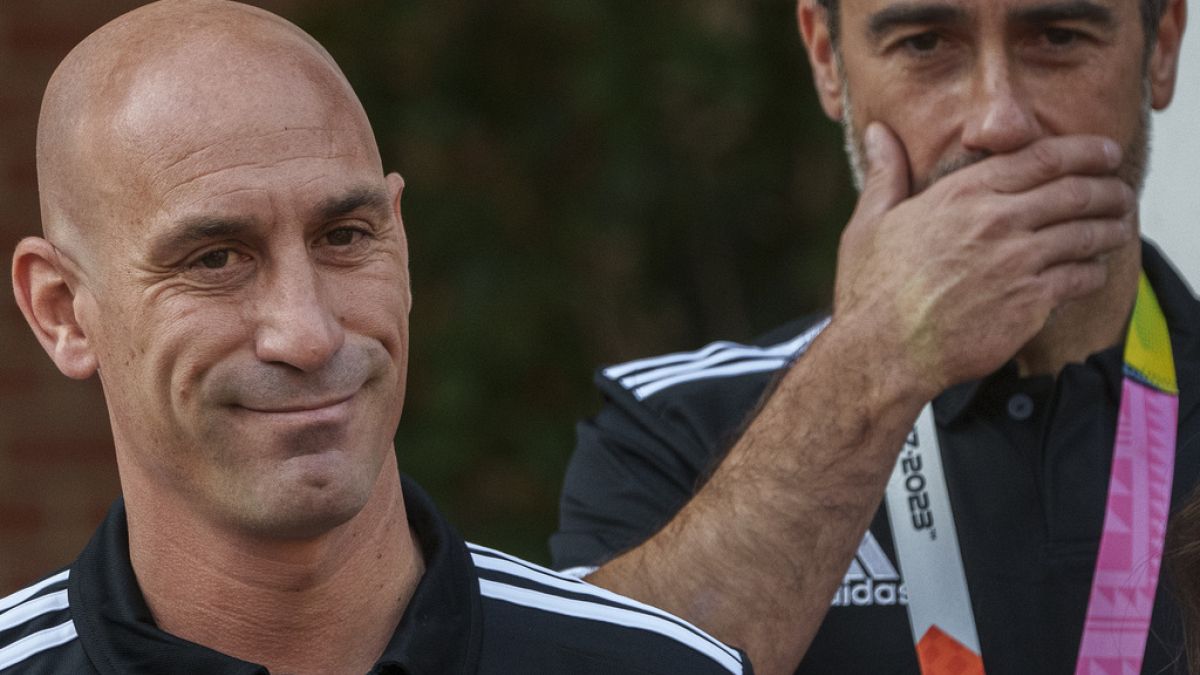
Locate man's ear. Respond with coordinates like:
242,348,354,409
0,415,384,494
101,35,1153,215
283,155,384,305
798,0,845,120
1150,0,1187,110
11,237,99,379
385,172,412,314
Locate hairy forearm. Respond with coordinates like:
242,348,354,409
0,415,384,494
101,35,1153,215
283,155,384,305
587,318,932,675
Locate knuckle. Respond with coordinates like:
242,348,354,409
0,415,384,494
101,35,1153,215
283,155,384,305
1119,182,1137,212
1101,178,1135,214
1074,223,1098,257
1029,141,1062,179
939,174,975,203
1057,263,1106,299
1062,177,1092,212
975,201,1014,235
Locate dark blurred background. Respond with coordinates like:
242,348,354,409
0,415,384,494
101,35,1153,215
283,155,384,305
0,0,853,591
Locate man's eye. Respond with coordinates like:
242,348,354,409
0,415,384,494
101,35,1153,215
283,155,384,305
1044,27,1079,46
902,32,942,53
198,249,231,269
324,227,365,246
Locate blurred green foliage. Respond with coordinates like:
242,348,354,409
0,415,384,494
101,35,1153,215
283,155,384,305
301,0,856,562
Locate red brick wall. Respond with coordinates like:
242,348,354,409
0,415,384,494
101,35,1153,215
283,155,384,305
0,0,307,595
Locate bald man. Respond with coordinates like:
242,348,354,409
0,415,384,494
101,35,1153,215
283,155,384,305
0,2,751,673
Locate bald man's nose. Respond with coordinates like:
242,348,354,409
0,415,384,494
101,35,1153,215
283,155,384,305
253,259,344,372
961,56,1042,155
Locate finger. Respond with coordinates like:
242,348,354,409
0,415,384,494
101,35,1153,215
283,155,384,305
1037,258,1111,306
1029,217,1133,269
840,123,911,265
976,135,1123,194
851,122,911,223
1005,175,1135,232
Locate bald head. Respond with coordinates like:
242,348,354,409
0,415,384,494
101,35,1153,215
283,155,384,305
37,0,379,258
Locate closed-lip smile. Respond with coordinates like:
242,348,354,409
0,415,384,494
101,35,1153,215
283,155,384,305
237,393,356,415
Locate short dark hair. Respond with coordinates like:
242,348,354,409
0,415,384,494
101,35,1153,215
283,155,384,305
814,0,1169,50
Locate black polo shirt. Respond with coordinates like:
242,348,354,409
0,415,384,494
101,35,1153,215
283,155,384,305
0,476,751,674
552,241,1200,674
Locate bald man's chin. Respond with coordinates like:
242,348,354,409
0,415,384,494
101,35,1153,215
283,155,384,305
215,448,387,542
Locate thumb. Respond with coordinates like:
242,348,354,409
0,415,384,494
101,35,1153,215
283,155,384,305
834,123,911,311
854,122,911,221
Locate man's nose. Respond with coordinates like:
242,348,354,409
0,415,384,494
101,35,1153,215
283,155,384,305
960,55,1042,155
253,255,345,372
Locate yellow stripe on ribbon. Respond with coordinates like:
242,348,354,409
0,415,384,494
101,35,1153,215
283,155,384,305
1124,272,1177,395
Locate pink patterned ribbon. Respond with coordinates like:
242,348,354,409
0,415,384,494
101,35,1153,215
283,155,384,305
1075,380,1178,674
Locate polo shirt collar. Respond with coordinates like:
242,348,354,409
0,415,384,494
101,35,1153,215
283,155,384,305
69,476,482,675
377,477,483,675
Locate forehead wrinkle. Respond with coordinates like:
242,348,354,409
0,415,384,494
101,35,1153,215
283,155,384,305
160,186,269,225
145,130,362,207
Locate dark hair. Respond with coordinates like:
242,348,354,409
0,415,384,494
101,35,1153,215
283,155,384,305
1169,488,1200,673
813,0,1169,50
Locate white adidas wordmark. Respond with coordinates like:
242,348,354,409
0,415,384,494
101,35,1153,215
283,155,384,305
832,531,909,608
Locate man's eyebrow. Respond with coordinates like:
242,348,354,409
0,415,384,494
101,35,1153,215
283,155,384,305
867,3,967,40
317,186,392,222
1009,1,1115,29
147,187,391,261
149,216,256,260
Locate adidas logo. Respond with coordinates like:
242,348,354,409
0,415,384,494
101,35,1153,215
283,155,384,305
831,531,909,607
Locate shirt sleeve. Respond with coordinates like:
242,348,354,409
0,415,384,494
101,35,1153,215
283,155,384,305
549,316,827,572
549,398,709,570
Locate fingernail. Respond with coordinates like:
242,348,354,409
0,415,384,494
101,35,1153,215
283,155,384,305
864,124,881,166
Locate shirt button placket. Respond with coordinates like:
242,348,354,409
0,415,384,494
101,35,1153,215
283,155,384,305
1007,393,1034,421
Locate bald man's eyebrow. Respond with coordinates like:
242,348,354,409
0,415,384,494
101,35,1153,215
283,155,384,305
1009,1,1115,30
149,216,257,262
317,186,391,223
867,3,966,41
147,188,391,262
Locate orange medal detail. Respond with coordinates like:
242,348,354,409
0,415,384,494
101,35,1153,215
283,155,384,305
916,626,985,675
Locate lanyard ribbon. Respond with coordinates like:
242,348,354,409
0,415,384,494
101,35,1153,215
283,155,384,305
884,272,1179,675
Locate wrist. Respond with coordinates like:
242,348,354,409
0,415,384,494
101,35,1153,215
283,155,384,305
806,314,940,413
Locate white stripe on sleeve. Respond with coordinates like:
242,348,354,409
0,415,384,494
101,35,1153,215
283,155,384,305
0,621,77,671
470,548,739,662
0,571,69,613
478,579,743,675
603,341,745,380
632,358,789,400
0,590,69,633
618,318,830,391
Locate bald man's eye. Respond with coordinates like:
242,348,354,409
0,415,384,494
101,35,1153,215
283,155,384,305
184,247,252,282
199,250,231,269
312,224,375,266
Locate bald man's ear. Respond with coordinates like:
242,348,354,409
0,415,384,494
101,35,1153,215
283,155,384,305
798,0,845,121
386,172,412,314
12,237,99,379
